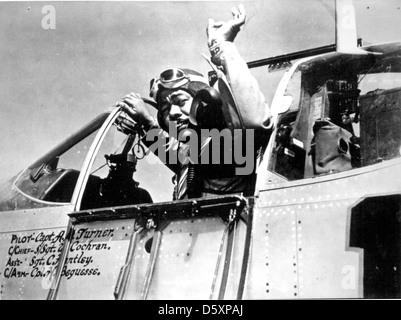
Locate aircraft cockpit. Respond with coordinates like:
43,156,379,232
80,113,154,209
3,109,164,213
268,42,401,182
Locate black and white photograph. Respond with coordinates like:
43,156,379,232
0,0,400,303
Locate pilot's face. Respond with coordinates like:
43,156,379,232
159,90,193,133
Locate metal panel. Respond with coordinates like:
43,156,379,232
0,206,72,233
297,200,362,298
48,195,247,300
260,159,401,207
222,219,247,300
56,220,134,300
0,205,71,300
146,217,226,300
252,157,397,299
244,206,298,299
0,227,66,300
122,228,153,300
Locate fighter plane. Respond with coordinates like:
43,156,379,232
0,0,400,299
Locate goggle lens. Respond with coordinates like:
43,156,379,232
150,68,189,99
160,69,187,83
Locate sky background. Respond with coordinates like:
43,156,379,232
0,0,400,200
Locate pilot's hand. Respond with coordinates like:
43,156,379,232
117,93,156,128
207,4,246,47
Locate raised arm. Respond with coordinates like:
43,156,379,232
207,5,272,130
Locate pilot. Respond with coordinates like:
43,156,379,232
118,5,272,199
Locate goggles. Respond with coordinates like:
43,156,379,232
149,68,209,100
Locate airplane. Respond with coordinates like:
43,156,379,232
0,0,400,300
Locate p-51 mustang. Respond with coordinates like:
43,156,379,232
0,0,400,299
